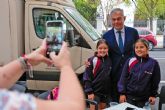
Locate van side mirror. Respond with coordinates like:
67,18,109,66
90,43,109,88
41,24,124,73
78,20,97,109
66,30,75,46
74,35,80,45
66,30,91,49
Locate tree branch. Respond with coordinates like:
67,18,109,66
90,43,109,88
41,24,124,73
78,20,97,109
132,0,149,17
152,0,159,9
142,0,150,13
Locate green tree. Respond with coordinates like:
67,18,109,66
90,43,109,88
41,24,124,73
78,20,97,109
126,0,165,30
73,0,99,25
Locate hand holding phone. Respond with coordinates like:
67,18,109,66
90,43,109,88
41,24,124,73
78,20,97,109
46,20,64,56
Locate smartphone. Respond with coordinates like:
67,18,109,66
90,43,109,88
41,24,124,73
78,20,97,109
46,20,64,56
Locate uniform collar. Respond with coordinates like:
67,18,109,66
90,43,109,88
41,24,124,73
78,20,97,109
135,54,149,62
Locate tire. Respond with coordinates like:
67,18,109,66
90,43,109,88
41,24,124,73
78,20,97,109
148,42,154,51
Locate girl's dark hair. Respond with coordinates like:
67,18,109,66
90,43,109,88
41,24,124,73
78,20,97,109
96,39,109,49
134,38,149,49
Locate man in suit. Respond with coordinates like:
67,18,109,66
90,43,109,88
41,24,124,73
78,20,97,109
103,8,139,102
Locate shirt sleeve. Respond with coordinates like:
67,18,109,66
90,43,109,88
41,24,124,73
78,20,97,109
0,89,36,110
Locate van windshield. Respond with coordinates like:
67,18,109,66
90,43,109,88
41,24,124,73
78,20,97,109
65,7,101,41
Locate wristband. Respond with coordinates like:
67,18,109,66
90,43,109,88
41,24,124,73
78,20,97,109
18,57,29,71
18,55,33,78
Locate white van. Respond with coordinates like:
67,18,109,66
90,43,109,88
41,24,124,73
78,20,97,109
0,0,101,91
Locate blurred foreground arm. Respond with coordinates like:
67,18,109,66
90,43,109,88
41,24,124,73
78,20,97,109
0,39,52,89
36,42,85,110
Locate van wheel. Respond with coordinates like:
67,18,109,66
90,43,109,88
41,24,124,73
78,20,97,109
149,42,154,51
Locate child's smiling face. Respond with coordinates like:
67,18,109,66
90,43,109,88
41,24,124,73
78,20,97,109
135,42,149,57
97,43,108,57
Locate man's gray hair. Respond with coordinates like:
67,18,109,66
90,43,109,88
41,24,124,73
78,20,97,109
110,8,124,16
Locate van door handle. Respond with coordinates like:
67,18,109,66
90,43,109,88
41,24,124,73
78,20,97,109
32,47,39,51
32,48,36,51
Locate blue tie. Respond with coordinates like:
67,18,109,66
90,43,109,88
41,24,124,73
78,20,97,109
117,31,123,53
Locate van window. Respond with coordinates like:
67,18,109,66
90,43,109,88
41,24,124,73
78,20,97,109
33,9,56,39
33,8,90,48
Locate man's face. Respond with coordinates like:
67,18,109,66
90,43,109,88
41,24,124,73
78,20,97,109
110,11,125,30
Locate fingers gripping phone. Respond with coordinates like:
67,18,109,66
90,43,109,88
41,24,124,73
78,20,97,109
46,20,64,56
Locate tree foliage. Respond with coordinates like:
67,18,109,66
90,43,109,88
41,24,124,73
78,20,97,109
133,0,165,19
125,0,165,30
73,0,100,23
73,0,123,29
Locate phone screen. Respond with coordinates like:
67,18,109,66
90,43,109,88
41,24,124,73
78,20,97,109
46,21,64,54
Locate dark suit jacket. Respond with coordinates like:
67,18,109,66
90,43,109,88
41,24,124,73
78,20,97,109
103,26,139,82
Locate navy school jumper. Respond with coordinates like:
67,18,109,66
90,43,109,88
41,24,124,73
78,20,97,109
118,55,161,100
83,55,112,97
